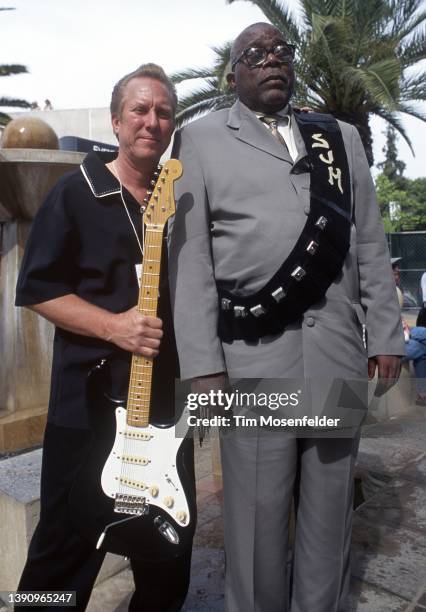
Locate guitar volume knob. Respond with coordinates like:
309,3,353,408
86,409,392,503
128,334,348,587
149,485,159,497
164,496,174,508
176,510,187,524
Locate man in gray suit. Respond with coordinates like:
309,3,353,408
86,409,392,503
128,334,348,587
169,22,404,612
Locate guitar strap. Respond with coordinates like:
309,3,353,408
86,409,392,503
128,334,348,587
216,111,352,342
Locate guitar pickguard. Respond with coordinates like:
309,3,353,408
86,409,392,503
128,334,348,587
101,407,191,527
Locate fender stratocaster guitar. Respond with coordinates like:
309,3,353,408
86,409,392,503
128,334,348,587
69,160,196,561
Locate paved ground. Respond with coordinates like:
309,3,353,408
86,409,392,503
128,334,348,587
86,378,426,612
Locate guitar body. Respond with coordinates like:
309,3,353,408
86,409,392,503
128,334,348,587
69,359,196,561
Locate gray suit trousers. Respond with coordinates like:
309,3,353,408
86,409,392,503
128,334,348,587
220,430,360,612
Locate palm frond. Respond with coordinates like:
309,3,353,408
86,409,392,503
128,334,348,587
398,30,426,67
176,93,235,127
211,41,232,70
343,59,401,108
395,10,426,40
0,64,28,77
212,41,232,80
177,80,230,111
303,0,357,20
399,72,426,101
397,101,426,122
211,42,233,89
373,107,415,154
0,97,31,108
1,8,30,113
171,67,215,84
225,0,301,43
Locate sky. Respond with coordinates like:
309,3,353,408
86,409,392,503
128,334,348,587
2,0,425,178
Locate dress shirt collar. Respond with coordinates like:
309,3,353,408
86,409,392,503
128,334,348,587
254,105,291,129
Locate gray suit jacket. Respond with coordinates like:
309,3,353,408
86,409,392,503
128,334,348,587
168,101,404,382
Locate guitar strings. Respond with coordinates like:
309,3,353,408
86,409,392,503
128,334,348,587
119,229,161,507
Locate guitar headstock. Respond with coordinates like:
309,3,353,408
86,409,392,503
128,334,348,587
143,159,182,227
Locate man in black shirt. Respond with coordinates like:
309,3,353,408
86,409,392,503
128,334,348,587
15,63,193,611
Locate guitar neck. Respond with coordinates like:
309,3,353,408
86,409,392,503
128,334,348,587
124,158,182,428
127,226,164,428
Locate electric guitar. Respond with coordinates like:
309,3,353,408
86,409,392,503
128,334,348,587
69,160,196,561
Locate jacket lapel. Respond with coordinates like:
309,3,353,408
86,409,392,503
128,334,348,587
227,100,293,164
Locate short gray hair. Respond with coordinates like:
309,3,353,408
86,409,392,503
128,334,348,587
110,63,177,117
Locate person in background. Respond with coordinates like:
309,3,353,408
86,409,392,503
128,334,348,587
403,307,426,405
391,257,404,308
420,271,426,307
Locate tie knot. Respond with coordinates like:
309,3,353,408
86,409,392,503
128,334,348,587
260,115,289,128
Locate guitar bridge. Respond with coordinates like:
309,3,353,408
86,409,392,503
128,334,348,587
114,493,149,516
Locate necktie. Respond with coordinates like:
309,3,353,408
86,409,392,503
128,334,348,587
260,115,288,148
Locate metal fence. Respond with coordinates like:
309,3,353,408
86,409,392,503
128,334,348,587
387,231,426,308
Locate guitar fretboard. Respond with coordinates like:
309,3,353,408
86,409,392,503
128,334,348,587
127,226,164,427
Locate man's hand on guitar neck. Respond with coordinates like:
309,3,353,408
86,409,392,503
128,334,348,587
106,308,162,356
29,294,163,357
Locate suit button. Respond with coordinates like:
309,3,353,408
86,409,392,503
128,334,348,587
306,316,315,327
304,206,310,215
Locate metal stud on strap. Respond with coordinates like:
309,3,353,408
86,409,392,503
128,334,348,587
221,298,232,310
250,304,266,317
271,287,286,302
315,216,328,230
306,240,319,255
291,266,306,281
234,306,248,318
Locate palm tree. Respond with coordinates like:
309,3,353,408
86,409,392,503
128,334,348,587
172,0,426,166
171,42,235,126
1,7,30,125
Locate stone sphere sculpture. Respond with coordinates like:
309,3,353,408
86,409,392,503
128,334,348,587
1,116,59,150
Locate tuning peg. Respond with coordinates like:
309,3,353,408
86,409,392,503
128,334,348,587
150,179,156,187
157,164,162,171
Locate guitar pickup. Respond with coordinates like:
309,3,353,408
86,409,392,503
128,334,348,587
118,455,150,466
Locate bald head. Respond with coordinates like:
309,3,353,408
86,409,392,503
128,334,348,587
228,22,295,114
230,22,284,66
